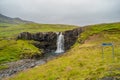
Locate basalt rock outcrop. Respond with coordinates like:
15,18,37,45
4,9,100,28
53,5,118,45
17,32,57,53
17,27,83,53
63,27,83,49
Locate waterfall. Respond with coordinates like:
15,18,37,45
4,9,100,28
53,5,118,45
55,32,64,53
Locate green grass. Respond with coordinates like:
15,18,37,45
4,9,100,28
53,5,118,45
78,22,120,43
6,23,120,80
0,40,42,64
0,64,9,70
0,23,77,38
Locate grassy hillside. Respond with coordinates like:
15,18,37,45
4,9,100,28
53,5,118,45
0,23,77,68
0,40,42,64
6,22,120,80
0,23,77,38
78,22,120,43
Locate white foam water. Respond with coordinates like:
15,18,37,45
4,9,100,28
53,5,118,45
55,32,64,53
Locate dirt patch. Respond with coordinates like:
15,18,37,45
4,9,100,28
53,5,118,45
84,33,103,44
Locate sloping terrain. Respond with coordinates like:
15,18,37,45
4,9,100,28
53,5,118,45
0,14,77,68
5,22,120,80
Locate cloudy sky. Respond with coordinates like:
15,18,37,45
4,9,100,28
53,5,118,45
0,0,120,26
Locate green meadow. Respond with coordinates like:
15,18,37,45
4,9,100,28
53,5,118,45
0,23,77,38
5,22,120,80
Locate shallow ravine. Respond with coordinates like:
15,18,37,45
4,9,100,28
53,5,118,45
0,52,63,80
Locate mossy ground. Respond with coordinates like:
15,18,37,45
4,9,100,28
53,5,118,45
6,23,120,80
0,40,42,64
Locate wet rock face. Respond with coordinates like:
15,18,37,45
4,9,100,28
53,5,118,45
33,32,57,53
17,32,57,42
17,32,57,53
17,27,83,53
63,27,83,50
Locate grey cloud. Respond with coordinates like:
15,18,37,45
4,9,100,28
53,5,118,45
0,0,120,26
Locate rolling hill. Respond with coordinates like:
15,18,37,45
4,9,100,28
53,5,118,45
0,14,33,24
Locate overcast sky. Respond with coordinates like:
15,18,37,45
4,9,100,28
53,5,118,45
0,0,120,26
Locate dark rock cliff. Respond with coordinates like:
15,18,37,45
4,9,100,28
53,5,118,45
17,27,83,53
63,27,83,49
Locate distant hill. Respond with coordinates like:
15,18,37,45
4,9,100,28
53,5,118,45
0,14,33,24
0,14,78,38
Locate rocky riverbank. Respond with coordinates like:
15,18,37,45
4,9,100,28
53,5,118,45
0,53,60,80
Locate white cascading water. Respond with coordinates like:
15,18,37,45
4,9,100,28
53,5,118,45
55,32,64,53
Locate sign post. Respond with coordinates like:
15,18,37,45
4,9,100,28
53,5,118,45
101,43,114,61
